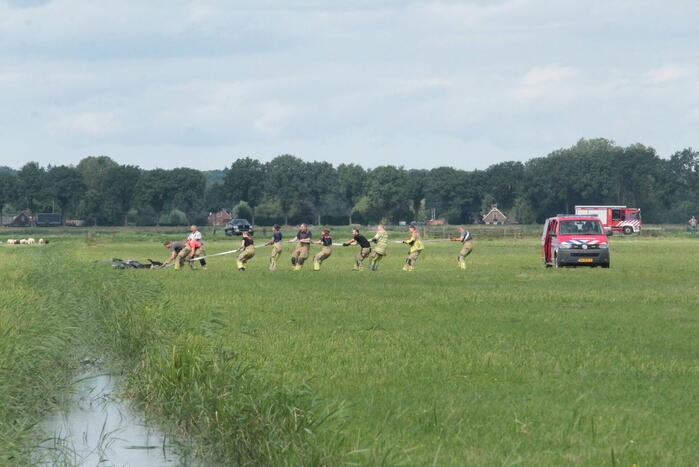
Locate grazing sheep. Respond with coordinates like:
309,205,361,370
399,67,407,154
27,238,35,245
19,239,28,245
7,239,17,244
38,238,45,244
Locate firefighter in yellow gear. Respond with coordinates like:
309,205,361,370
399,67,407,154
368,224,389,271
289,223,312,270
450,227,473,270
162,240,187,269
265,224,283,271
402,225,424,271
236,231,255,271
312,229,333,271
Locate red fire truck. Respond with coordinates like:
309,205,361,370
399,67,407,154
574,205,642,235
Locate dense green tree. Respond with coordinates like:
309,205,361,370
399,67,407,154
304,161,337,224
75,156,120,225
481,161,525,210
254,199,284,225
406,169,428,217
47,165,86,220
265,155,308,225
136,169,173,226
16,162,48,212
204,183,228,212
663,148,699,221
0,172,18,221
3,139,697,226
364,166,411,223
170,168,207,225
202,169,227,188
103,165,142,226
223,158,266,224
77,156,118,191
77,189,105,226
510,197,536,224
336,163,366,224
668,148,699,191
424,167,466,223
232,201,254,220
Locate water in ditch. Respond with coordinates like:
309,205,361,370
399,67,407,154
40,366,189,466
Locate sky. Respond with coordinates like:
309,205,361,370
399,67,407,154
1,0,698,171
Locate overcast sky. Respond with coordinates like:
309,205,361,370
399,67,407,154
1,0,698,171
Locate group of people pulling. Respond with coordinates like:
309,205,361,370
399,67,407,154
264,223,405,271
228,223,474,272
161,223,473,272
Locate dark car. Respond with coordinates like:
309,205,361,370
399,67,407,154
224,218,254,236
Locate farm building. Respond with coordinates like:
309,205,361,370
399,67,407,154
36,213,63,226
208,209,232,226
3,212,34,227
482,205,508,225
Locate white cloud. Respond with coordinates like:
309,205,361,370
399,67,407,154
514,65,578,100
188,2,216,23
54,111,121,136
647,65,688,83
2,1,699,169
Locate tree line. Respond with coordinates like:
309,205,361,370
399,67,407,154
0,138,697,226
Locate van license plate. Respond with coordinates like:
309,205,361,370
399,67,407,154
578,258,593,263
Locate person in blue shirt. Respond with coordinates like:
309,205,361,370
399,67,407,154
265,224,283,271
312,229,333,271
289,223,312,271
236,231,255,271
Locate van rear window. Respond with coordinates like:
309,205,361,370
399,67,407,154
559,220,603,235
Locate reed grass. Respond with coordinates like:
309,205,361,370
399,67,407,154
3,234,699,465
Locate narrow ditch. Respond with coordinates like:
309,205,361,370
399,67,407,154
40,360,188,466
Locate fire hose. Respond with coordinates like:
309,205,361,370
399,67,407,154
186,244,271,262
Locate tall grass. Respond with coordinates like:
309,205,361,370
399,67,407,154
0,248,89,463
5,235,699,465
2,243,346,465
73,250,346,465
72,234,699,465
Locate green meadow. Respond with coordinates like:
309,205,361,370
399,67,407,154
1,231,698,465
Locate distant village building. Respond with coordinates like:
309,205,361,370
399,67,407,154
4,211,33,227
482,205,508,225
427,218,445,226
208,209,232,226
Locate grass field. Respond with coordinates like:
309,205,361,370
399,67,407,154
2,231,699,465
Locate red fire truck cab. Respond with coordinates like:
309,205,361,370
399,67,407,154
574,205,642,235
541,215,610,268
